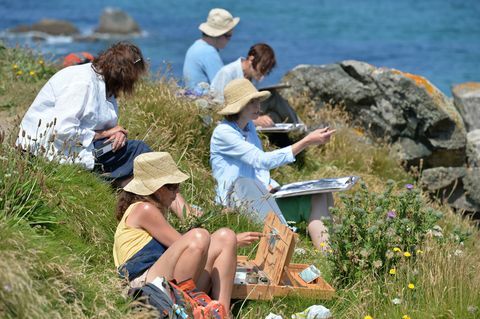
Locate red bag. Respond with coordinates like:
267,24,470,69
170,279,227,319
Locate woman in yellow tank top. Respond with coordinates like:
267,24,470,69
113,152,262,313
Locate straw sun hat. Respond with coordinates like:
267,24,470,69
123,152,189,196
218,78,271,115
199,8,240,37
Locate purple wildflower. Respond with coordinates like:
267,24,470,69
387,210,397,219
405,184,414,190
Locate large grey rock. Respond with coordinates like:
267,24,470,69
466,130,480,167
420,167,480,212
452,82,480,132
9,19,79,36
392,137,431,167
281,60,467,168
95,8,141,35
420,167,467,191
462,168,480,209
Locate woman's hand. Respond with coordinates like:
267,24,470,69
107,131,127,152
253,115,274,128
291,127,336,156
305,127,335,145
236,232,263,247
94,125,128,140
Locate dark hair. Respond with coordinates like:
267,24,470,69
247,43,276,76
92,42,147,98
225,113,240,122
115,190,160,221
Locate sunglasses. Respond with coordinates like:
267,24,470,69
222,32,233,40
164,183,180,192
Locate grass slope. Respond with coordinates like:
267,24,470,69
0,44,479,319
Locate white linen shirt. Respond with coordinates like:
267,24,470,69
210,120,295,204
210,57,244,103
16,63,118,170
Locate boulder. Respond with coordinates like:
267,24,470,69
466,130,480,167
420,167,480,212
420,167,467,191
95,8,141,35
9,19,79,36
452,82,480,132
462,168,480,210
281,60,467,168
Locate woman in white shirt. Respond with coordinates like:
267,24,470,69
17,42,150,186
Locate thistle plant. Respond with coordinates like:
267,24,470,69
328,180,443,287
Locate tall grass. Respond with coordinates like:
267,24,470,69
0,44,479,319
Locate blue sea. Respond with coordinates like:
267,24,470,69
1,0,479,95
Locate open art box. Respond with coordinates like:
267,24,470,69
232,212,335,300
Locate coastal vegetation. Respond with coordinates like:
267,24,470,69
0,45,479,319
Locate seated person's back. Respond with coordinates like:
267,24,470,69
183,8,239,94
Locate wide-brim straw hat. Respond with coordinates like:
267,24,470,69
218,78,271,115
199,8,240,37
123,152,189,196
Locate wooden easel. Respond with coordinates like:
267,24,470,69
232,212,335,300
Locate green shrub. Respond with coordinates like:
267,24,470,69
328,180,443,287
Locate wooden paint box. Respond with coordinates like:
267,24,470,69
232,213,335,300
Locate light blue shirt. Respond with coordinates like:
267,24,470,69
210,120,295,204
183,39,224,93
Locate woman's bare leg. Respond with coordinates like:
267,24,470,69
196,228,237,312
145,228,210,283
308,193,332,250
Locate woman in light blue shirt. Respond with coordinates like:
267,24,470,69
210,78,336,249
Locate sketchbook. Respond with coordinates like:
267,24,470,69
272,176,359,198
256,123,306,133
258,83,291,91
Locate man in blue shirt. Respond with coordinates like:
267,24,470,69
183,8,240,94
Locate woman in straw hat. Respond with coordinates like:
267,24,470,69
114,152,259,314
210,78,336,250
183,8,240,95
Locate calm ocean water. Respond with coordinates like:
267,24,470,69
1,0,479,95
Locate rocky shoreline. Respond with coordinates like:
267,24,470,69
5,7,141,41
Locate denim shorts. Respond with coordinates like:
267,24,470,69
118,238,167,281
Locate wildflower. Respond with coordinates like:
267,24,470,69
12,64,18,69
391,297,401,305
408,283,415,289
393,247,401,252
373,260,382,268
294,248,306,255
416,249,423,254
404,252,411,257
453,249,463,257
363,316,373,319
320,242,326,248
16,70,23,76
389,268,396,275
402,315,411,319
405,183,414,190
467,306,478,314
387,210,396,219
328,249,333,253
39,59,44,65
29,70,35,76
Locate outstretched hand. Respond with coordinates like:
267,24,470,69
236,232,263,247
306,127,336,145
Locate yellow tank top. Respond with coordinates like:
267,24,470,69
113,202,153,268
